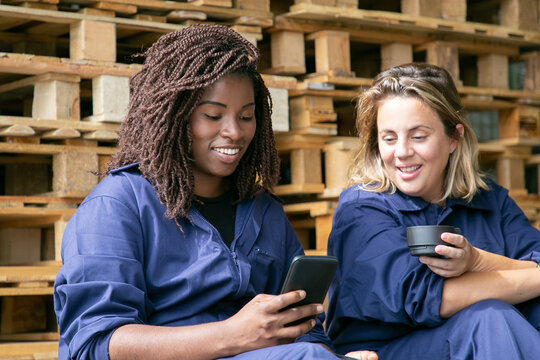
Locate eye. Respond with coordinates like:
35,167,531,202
239,115,254,121
204,114,221,121
381,135,396,144
411,133,427,141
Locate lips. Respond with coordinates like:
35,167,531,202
398,165,421,173
213,147,240,155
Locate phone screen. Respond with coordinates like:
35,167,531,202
279,255,338,326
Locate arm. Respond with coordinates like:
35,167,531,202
421,233,540,317
439,266,540,318
109,291,324,360
419,189,540,318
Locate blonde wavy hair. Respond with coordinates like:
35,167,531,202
349,63,488,202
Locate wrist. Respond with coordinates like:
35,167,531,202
469,246,483,272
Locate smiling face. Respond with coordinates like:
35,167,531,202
189,73,256,197
377,96,458,204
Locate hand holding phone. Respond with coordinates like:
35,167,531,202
279,255,338,326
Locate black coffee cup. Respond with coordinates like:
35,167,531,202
406,225,460,258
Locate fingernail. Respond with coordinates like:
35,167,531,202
310,319,316,327
317,305,324,312
299,290,306,298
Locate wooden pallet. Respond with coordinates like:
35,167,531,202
283,200,337,251
0,4,266,65
265,3,540,89
0,0,273,24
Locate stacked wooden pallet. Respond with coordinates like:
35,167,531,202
0,1,287,358
0,0,539,357
262,0,540,254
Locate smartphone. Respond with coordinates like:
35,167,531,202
279,255,338,326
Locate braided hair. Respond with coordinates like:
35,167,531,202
107,24,280,221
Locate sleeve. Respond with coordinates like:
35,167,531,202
54,194,148,360
328,197,445,329
498,191,540,264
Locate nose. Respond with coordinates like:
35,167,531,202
219,116,241,140
394,138,412,158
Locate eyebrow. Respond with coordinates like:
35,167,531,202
379,124,432,133
198,100,255,109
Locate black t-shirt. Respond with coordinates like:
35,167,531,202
193,190,236,248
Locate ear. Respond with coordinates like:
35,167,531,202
450,124,464,153
455,124,465,138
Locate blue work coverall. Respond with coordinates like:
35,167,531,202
327,179,540,359
54,163,337,360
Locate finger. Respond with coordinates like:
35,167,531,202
280,303,323,326
419,255,449,267
270,290,306,313
440,233,464,247
278,318,316,339
346,351,379,360
433,244,464,260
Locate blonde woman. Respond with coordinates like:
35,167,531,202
326,63,540,359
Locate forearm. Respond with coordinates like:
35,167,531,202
471,248,537,272
440,265,540,318
109,321,236,360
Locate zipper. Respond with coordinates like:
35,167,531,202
190,208,239,266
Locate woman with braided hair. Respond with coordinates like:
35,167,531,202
53,24,377,360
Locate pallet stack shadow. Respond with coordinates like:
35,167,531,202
0,0,279,358
260,0,540,255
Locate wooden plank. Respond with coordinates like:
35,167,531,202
0,2,272,25
304,249,326,256
0,141,117,155
0,125,35,137
402,0,441,18
0,52,141,78
267,30,306,75
0,331,58,341
324,138,358,192
290,148,322,185
381,43,413,71
188,0,232,7
0,287,53,296
280,3,540,46
424,41,460,84
0,196,83,207
0,264,61,283
0,341,57,357
70,20,116,62
315,214,332,250
500,0,539,31
307,30,354,77
478,54,509,89
275,133,327,151
274,183,325,195
283,201,336,216
92,0,138,14
0,115,119,134
53,151,99,197
0,73,80,94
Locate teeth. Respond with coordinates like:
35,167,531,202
214,148,239,155
400,165,420,173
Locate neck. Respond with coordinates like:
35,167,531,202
194,177,230,198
